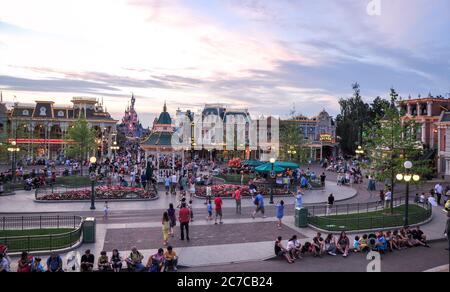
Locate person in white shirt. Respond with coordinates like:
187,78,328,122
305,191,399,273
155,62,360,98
419,193,426,204
428,194,438,207
171,174,178,195
434,183,443,206
384,190,392,209
286,235,302,260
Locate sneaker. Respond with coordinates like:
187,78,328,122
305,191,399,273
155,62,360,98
262,216,267,219
215,222,218,225
173,267,178,272
220,221,223,224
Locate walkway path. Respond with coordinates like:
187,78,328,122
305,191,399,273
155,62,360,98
0,181,356,213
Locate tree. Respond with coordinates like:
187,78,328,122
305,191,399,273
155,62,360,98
336,83,371,155
65,118,96,176
279,106,308,163
369,96,391,121
363,88,430,213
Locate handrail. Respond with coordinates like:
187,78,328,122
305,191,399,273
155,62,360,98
0,216,84,253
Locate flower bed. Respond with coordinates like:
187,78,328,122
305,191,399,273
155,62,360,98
195,184,292,198
36,186,157,201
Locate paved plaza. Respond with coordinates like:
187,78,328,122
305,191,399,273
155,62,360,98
1,166,448,272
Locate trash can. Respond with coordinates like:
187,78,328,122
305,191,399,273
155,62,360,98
295,208,308,228
82,217,96,243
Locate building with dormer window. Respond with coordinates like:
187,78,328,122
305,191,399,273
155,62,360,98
8,97,118,160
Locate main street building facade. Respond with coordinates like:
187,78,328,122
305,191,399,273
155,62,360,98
9,97,118,161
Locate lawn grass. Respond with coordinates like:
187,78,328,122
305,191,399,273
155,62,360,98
308,204,431,231
0,228,74,237
217,173,256,184
55,176,91,187
0,228,80,253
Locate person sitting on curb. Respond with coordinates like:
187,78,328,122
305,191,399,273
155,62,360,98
286,235,302,260
126,247,145,272
274,236,294,264
46,253,63,272
80,249,95,272
147,248,165,272
336,231,350,257
164,246,178,272
98,251,111,272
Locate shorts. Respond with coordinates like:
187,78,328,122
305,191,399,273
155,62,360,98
208,211,212,217
256,206,265,214
216,209,222,217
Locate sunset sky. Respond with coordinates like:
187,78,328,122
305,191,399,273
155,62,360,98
0,0,449,126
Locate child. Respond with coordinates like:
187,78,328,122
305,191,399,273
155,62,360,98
359,234,369,252
206,200,213,221
188,200,194,222
103,201,109,219
353,236,361,252
31,257,45,272
162,212,170,246
276,200,285,230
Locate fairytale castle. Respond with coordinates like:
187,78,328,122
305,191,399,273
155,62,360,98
117,94,149,140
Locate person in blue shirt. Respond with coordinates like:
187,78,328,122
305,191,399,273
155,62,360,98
276,200,285,229
252,193,266,219
300,176,308,189
46,253,63,272
206,200,213,221
164,175,171,195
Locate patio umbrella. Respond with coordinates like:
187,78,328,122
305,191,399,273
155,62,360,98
274,161,299,169
255,163,285,173
242,160,264,167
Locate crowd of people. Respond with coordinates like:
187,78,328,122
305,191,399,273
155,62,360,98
0,245,179,273
275,226,431,263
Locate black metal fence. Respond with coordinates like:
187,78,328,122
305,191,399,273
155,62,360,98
0,215,83,253
307,198,432,231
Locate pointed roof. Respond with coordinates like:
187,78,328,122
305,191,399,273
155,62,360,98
157,102,172,125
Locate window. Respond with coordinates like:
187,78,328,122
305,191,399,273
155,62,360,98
58,111,64,117
22,110,29,116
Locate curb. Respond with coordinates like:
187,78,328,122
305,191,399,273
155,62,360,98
33,196,160,203
423,264,449,272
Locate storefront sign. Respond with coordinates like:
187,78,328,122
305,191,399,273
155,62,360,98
319,134,333,142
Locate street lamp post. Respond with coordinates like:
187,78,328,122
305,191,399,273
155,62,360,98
269,157,276,204
7,141,20,183
287,146,297,161
355,146,364,159
89,156,97,210
396,161,420,227
111,141,119,161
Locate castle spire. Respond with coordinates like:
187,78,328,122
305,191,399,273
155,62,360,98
163,101,167,112
131,92,135,109
0,91,2,103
